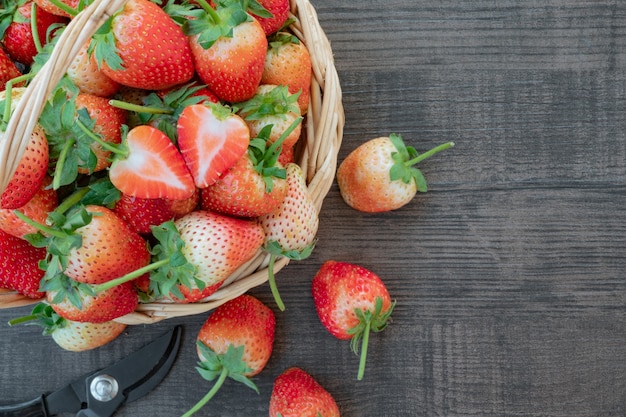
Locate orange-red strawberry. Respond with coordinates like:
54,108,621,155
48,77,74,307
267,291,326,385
113,189,199,235
0,228,46,299
0,87,49,209
250,0,289,36
9,303,127,351
89,0,195,90
108,125,196,200
185,0,268,103
0,175,57,239
238,84,302,150
182,294,275,416
269,367,340,417
177,103,250,189
262,31,312,114
258,163,318,311
46,275,138,323
0,47,22,91
66,40,121,97
0,0,68,65
336,134,454,213
311,260,395,380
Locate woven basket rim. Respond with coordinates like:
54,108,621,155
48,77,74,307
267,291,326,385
0,0,344,324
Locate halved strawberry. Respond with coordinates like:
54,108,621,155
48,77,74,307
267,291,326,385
108,125,195,200
177,103,250,189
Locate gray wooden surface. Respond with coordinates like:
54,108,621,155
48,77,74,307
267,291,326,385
1,1,626,416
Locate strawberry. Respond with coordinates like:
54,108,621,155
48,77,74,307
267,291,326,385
269,367,340,417
184,0,268,103
66,40,121,97
93,210,265,303
0,175,57,239
89,0,195,90
0,87,49,210
0,228,46,298
0,47,22,91
262,31,312,115
311,260,395,380
45,274,138,323
238,84,302,151
336,134,454,213
108,124,196,200
113,189,199,235
0,0,68,65
258,163,318,311
9,303,127,351
182,294,275,417
199,117,302,218
177,103,250,189
249,0,289,36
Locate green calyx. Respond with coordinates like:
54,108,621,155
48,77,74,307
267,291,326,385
8,303,67,335
183,0,253,49
182,342,257,417
348,296,395,381
88,8,124,71
238,85,301,121
388,133,455,192
268,27,300,53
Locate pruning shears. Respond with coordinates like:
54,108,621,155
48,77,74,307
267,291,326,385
0,325,182,417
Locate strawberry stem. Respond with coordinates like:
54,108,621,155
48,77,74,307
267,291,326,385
181,367,229,417
46,0,78,17
266,253,285,311
109,99,174,116
7,314,37,326
406,141,455,166
357,320,371,381
195,0,219,20
2,73,34,126
52,138,76,190
13,210,67,238
54,186,90,214
92,258,172,293
30,2,43,53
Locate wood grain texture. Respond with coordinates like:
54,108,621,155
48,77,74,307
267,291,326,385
1,1,626,416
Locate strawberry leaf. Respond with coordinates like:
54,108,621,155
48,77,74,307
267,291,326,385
238,85,300,121
182,0,251,49
88,15,124,71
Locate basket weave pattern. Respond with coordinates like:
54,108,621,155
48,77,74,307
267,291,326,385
0,0,344,324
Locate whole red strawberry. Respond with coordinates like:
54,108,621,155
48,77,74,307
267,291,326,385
0,47,23,91
182,294,275,417
184,0,268,103
89,0,195,90
311,260,395,380
337,134,454,213
269,367,340,417
249,0,289,36
0,0,68,65
0,228,46,299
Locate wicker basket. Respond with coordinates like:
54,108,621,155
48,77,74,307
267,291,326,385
0,0,344,324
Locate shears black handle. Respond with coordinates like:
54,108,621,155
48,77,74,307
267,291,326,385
0,395,48,417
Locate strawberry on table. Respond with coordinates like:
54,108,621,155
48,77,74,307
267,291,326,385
337,134,454,213
269,367,341,417
311,260,395,380
262,30,312,115
108,124,196,200
182,294,275,417
183,0,268,103
88,0,195,90
0,228,46,299
0,0,68,65
177,102,250,189
258,163,318,311
9,303,127,351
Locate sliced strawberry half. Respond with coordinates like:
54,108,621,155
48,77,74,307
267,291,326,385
177,103,250,189
109,125,195,200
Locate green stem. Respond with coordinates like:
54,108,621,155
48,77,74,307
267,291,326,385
93,258,172,293
46,0,78,17
195,0,220,22
266,116,303,156
181,367,229,417
31,2,43,53
75,119,123,155
54,186,90,215
267,254,285,312
406,141,455,166
108,99,173,116
52,138,76,190
13,210,66,238
2,74,35,125
357,319,372,381
8,314,37,326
